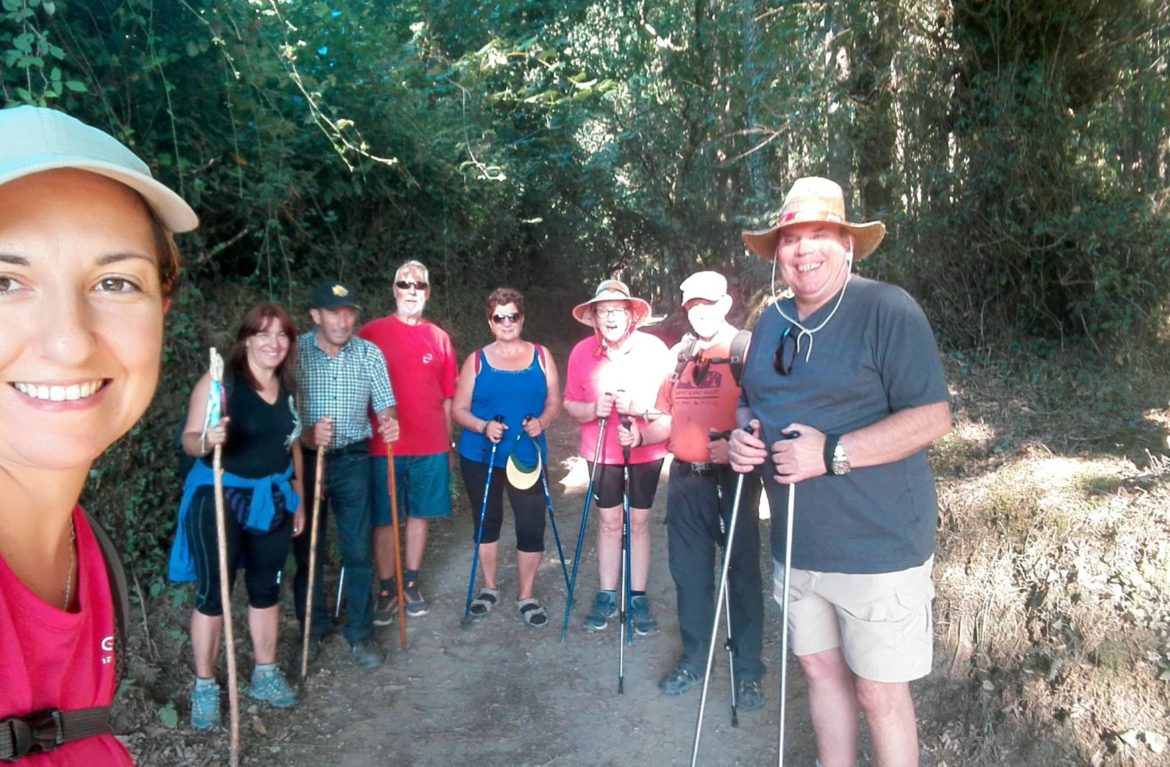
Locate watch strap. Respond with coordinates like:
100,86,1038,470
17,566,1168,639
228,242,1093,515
824,433,841,475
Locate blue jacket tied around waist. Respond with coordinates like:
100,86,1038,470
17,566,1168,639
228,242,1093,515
168,460,301,583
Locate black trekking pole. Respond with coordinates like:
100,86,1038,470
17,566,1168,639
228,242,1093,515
463,415,504,628
526,417,571,592
560,405,610,642
618,415,633,693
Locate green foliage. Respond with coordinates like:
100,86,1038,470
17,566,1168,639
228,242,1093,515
3,0,1168,583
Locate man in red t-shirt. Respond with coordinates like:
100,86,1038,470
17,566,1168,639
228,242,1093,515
359,260,458,618
642,271,766,710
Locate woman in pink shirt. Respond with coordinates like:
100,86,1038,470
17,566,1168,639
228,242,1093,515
563,280,670,636
0,106,196,765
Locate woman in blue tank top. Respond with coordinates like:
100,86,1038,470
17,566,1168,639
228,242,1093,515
453,288,561,627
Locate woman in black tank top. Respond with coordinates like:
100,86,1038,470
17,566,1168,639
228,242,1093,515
177,302,305,728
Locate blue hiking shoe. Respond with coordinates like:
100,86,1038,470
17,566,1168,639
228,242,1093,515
190,680,221,730
583,590,617,631
249,666,297,708
630,595,659,636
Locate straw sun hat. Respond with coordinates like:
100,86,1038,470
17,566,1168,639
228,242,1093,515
571,279,652,327
741,176,885,262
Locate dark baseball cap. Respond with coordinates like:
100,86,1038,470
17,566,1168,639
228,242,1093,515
311,282,361,310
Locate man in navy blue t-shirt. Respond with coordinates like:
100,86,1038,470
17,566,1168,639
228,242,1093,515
730,177,952,767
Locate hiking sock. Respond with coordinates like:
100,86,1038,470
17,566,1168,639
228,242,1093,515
631,590,646,598
380,578,396,593
404,569,420,586
195,676,217,690
254,663,276,676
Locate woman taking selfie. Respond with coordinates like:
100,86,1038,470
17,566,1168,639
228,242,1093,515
0,105,197,764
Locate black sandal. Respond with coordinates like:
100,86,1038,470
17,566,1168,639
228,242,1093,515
517,598,548,628
469,588,499,618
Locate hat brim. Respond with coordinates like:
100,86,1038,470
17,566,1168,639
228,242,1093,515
505,450,542,490
0,158,199,233
742,218,885,262
312,300,362,311
572,296,652,327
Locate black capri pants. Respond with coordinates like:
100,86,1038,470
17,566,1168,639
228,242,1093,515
587,459,664,509
460,456,546,552
187,486,293,616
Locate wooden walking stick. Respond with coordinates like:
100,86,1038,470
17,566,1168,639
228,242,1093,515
386,441,408,649
205,348,240,767
300,445,327,682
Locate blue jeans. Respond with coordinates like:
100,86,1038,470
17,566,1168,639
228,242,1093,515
293,445,374,644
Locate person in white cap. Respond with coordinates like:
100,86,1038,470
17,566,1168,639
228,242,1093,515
636,271,766,710
728,177,952,767
563,279,670,635
0,105,197,764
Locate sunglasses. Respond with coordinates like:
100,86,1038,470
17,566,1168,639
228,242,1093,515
773,325,800,375
395,280,428,291
491,312,522,325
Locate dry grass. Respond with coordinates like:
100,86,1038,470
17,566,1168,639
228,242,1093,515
926,343,1170,766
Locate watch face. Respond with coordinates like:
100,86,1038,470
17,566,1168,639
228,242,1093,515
832,442,850,474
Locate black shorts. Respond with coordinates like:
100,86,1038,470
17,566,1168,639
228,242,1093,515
586,459,664,509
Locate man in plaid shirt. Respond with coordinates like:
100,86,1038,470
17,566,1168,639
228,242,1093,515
292,282,398,669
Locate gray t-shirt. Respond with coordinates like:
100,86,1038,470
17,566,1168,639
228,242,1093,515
740,276,949,574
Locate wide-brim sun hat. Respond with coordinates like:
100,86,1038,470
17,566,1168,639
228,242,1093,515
741,176,884,262
0,105,198,233
572,279,652,327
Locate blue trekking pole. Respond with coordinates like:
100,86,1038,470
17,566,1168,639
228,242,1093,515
463,415,505,628
618,415,634,694
526,417,571,592
560,405,611,642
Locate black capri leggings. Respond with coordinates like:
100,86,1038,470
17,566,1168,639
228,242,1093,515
460,456,547,552
187,486,292,616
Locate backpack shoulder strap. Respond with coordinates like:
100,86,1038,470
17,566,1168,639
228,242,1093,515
86,511,129,679
671,333,700,384
728,329,752,386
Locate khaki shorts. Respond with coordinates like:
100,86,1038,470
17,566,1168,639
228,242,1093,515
773,557,934,683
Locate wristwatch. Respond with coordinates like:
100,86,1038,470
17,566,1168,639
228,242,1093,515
824,434,851,476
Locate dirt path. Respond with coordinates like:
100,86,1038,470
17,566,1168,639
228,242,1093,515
127,412,831,766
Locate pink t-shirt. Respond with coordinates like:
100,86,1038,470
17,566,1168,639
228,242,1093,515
0,506,131,765
359,315,457,456
564,331,670,466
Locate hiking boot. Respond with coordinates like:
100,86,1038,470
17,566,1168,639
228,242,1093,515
583,590,617,631
403,581,429,617
658,663,702,695
249,667,297,708
303,633,328,663
189,680,221,730
374,589,398,626
350,638,386,669
630,595,659,636
737,678,764,711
